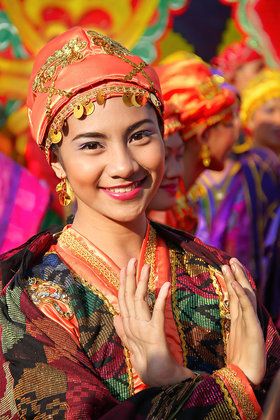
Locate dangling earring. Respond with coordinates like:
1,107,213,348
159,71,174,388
56,178,74,206
200,143,211,167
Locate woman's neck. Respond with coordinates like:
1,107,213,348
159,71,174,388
72,208,147,268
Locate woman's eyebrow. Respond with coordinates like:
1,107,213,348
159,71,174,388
126,118,155,136
71,118,155,142
71,132,106,142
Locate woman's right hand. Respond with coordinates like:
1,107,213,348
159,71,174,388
114,258,195,387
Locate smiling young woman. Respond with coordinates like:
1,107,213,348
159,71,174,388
0,27,279,419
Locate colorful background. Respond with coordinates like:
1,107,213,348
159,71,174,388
0,0,279,184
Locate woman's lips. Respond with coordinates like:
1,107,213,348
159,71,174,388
160,182,178,196
101,178,146,201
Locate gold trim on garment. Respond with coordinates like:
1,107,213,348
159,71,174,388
26,276,74,319
209,267,230,362
144,225,157,293
212,374,240,420
58,229,120,289
214,367,259,420
169,248,188,365
57,225,157,394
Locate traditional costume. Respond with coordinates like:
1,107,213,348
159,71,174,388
193,69,280,328
149,56,236,233
0,27,279,419
211,40,263,85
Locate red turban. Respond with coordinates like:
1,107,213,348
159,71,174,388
211,40,263,82
27,27,163,161
156,55,236,141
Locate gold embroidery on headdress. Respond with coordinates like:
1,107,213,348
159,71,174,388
45,84,154,154
88,30,155,90
33,37,87,118
198,78,220,100
32,30,163,156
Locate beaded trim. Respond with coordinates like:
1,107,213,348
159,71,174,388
45,83,161,157
57,226,157,294
32,37,87,119
31,29,163,158
27,277,74,319
87,30,154,89
143,225,157,293
57,225,158,396
214,367,260,420
57,228,120,289
213,374,240,420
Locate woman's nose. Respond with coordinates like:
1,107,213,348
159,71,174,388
106,145,138,178
165,155,183,179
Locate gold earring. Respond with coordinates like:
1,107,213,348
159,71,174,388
56,178,74,206
200,143,211,167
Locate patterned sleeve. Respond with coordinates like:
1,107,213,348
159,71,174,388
0,283,118,419
99,367,261,420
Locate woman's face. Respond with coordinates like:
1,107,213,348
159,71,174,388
249,98,280,154
149,131,184,211
52,97,165,224
205,112,240,171
233,59,265,92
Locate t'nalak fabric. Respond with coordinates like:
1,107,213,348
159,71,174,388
0,222,279,419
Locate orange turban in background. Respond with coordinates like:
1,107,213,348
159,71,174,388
161,101,183,138
211,40,263,82
156,55,236,141
27,27,163,162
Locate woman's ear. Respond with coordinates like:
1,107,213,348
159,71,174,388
196,126,211,146
51,160,66,179
50,146,67,179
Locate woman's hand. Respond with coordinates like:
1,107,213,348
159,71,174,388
114,258,195,387
222,258,266,386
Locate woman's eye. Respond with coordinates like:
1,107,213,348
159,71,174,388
130,130,152,142
263,107,275,114
80,141,102,150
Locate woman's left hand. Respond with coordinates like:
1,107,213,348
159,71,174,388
222,258,266,386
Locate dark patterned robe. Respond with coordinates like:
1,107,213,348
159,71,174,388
0,222,279,419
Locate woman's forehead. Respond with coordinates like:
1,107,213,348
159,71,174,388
65,97,158,134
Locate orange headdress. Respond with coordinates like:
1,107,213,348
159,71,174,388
156,55,236,141
27,27,163,162
211,40,263,82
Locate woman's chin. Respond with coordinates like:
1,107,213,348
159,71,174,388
104,207,146,224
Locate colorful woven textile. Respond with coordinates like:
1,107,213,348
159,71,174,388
0,222,279,418
191,147,280,327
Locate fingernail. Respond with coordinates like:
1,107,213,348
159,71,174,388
231,263,236,272
221,265,228,274
129,258,136,268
